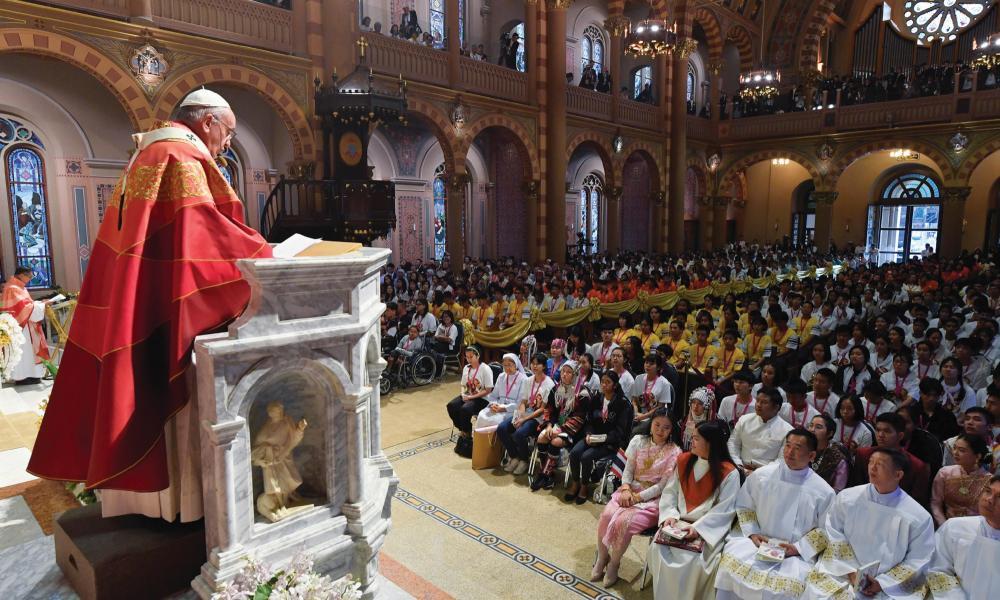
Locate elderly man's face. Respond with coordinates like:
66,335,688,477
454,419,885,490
196,109,237,157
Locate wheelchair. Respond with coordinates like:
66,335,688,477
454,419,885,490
379,345,437,394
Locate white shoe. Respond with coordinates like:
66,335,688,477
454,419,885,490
504,458,520,473
513,461,528,475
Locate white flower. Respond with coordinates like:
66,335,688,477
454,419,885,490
0,311,25,381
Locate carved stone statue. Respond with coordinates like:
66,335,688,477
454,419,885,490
251,401,311,522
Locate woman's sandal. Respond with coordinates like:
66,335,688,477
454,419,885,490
575,484,589,505
563,481,579,502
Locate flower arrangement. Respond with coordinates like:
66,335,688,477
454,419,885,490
211,553,362,600
0,311,25,382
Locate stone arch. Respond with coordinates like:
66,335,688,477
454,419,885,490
692,7,723,62
720,149,822,195
830,139,955,184
0,28,151,130
797,0,838,72
686,157,709,193
566,131,616,188
725,24,755,72
956,138,1000,184
618,141,664,190
456,113,539,181
152,64,314,160
388,97,459,177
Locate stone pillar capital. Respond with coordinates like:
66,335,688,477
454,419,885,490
697,195,713,208
675,38,698,59
606,186,623,201
706,60,724,76
546,0,573,9
710,195,732,208
448,172,470,191
812,191,839,206
605,14,630,37
942,186,972,203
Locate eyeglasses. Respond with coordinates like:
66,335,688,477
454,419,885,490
212,116,237,140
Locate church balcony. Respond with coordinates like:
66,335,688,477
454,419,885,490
617,98,660,130
364,32,449,87
459,56,527,103
566,86,612,121
30,0,293,53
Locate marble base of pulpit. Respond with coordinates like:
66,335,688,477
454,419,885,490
190,248,396,599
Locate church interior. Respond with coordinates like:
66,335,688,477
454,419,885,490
1,0,1000,599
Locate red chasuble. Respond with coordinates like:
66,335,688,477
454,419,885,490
27,122,272,491
0,276,50,363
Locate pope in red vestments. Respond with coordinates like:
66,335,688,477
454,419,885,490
27,90,272,520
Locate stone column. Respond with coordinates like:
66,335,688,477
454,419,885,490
669,40,698,254
712,195,730,248
811,191,839,253
524,180,540,263
940,186,971,258
447,172,468,269
545,0,572,262
698,196,714,251
129,0,153,24
606,14,629,119
708,60,723,122
525,0,539,105
446,0,461,86
605,186,622,252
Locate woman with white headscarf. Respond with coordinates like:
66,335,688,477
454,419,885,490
683,386,715,451
476,353,527,430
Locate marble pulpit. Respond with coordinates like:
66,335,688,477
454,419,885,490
190,247,396,599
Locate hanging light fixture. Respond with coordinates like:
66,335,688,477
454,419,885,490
972,32,1000,69
625,18,677,57
739,0,780,100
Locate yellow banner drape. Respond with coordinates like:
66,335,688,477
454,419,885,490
458,263,846,348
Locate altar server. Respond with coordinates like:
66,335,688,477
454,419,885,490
926,475,1000,599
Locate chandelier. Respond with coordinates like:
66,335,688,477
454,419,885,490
739,0,780,100
972,32,1000,68
625,19,677,57
889,148,919,161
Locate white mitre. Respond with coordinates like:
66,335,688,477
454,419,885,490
179,88,231,109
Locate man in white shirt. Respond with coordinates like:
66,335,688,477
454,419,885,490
806,448,934,599
728,387,793,473
926,475,1000,598
716,428,836,600
588,325,619,370
718,371,756,428
779,378,820,429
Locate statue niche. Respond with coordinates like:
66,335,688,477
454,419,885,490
247,372,330,524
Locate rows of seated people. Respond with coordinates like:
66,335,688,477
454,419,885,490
379,245,999,598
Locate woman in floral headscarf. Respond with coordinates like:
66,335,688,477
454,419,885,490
546,338,568,383
519,335,537,372
682,386,715,450
531,362,591,491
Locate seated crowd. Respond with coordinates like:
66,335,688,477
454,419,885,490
380,244,1000,598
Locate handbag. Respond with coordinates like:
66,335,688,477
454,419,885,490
471,428,502,470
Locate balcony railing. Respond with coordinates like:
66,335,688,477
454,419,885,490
459,57,527,103
35,0,293,53
364,33,449,86
618,99,659,130
566,86,613,121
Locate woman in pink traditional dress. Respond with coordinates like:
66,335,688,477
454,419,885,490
931,433,994,527
593,408,681,587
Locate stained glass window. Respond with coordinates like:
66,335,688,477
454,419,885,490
633,66,653,99
458,0,465,48
687,66,696,103
433,164,447,261
218,148,241,196
430,0,445,48
5,146,54,288
581,25,604,74
869,172,941,265
513,22,526,72
579,174,602,253
903,0,990,43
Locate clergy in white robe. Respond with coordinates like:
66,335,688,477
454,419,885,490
805,448,934,600
716,429,836,600
649,420,741,600
728,387,794,471
926,476,1000,600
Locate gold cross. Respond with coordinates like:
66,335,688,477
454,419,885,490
356,37,369,58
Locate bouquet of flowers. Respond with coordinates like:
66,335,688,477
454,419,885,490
0,312,25,382
211,553,362,600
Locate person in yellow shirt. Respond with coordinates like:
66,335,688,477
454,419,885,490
701,296,722,324
429,291,447,320
452,294,471,322
741,316,773,375
737,299,762,337
716,305,740,339
636,317,661,353
472,295,497,331
688,324,718,383
649,306,670,339
612,312,638,346
663,319,691,369
793,299,819,347
490,289,508,326
768,310,799,357
503,287,530,328
686,311,720,347
714,329,746,397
